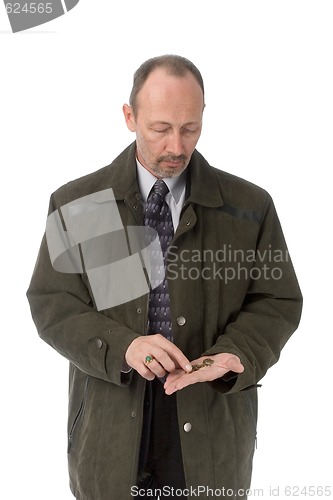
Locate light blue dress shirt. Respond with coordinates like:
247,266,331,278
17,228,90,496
136,159,187,231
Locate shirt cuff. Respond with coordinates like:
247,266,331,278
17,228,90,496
121,360,133,374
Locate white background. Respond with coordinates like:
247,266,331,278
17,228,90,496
1,1,332,498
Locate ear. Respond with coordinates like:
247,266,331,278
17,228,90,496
123,104,136,132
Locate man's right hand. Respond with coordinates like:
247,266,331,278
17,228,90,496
125,334,192,381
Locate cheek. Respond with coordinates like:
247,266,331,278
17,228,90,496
184,137,200,155
145,136,167,155
137,137,163,162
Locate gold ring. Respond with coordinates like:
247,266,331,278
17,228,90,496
144,355,154,365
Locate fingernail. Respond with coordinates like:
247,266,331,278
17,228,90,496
185,364,192,372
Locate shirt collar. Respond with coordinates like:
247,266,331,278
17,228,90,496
136,159,186,204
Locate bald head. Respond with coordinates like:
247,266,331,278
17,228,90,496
129,54,205,118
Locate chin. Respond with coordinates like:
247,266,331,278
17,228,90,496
152,163,188,179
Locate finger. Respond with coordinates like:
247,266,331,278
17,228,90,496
145,357,167,378
165,366,223,394
164,357,211,389
135,363,156,381
164,368,185,386
164,359,231,394
225,356,244,373
125,334,192,375
164,371,199,395
142,334,192,373
149,345,186,373
125,336,168,368
158,339,192,372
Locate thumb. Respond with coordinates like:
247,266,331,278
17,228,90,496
226,356,244,374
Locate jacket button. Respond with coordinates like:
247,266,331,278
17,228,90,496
183,422,192,432
136,307,142,314
131,411,137,418
176,316,186,326
94,338,103,349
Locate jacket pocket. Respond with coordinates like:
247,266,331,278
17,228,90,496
67,378,90,453
241,384,261,448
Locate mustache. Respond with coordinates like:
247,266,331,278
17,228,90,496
157,154,187,163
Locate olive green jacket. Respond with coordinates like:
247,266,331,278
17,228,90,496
27,143,302,499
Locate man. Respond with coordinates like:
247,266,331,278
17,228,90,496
27,55,302,500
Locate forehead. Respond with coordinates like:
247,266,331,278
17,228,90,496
136,68,204,117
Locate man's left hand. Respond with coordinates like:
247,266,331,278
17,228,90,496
164,353,244,395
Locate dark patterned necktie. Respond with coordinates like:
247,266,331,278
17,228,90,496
144,180,174,341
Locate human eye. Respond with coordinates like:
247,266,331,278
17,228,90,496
182,127,198,135
154,129,168,133
150,123,171,134
181,123,200,134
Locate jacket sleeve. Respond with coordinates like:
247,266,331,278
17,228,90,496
203,193,303,393
26,194,140,387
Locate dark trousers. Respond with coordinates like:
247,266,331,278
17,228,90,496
137,378,187,500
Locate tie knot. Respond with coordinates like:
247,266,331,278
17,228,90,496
151,180,169,200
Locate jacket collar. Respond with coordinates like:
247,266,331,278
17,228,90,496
184,149,224,208
108,142,224,208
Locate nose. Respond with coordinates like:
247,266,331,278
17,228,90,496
166,132,184,157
